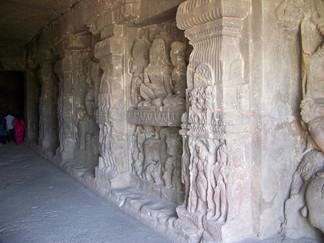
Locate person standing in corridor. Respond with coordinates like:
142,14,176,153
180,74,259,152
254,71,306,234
5,112,15,143
13,115,25,145
0,115,7,144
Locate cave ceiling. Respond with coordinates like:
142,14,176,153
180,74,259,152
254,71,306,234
0,0,80,46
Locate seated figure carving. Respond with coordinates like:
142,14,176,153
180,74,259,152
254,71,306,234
139,38,173,108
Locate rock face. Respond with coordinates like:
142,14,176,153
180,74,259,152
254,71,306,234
4,0,323,242
277,0,324,238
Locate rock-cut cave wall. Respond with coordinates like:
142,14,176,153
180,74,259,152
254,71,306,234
23,0,324,242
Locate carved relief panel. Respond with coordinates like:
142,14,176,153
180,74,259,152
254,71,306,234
175,0,252,241
75,59,101,169
127,22,189,202
277,0,324,237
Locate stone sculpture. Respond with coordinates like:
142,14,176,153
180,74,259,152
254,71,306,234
278,0,324,235
163,133,182,189
98,122,117,175
209,144,228,222
180,112,190,203
139,37,173,108
192,143,208,214
163,41,187,107
73,59,101,168
305,172,324,233
128,28,187,200
130,31,150,107
78,72,99,168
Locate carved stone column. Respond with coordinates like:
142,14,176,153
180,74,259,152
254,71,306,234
25,60,39,142
54,33,92,162
38,51,59,155
175,0,252,241
94,24,127,187
54,57,73,161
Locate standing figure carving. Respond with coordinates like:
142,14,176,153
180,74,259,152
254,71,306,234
163,41,187,107
132,125,154,178
77,60,100,168
170,41,187,98
209,144,229,222
180,113,190,203
189,141,209,214
132,126,145,177
130,31,150,107
78,76,99,167
163,133,182,189
98,121,117,175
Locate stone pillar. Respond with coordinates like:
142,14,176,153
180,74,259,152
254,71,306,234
175,0,252,242
54,53,75,162
25,61,39,142
38,51,59,155
94,24,127,188
54,33,92,162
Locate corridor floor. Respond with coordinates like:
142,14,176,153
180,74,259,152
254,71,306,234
0,144,169,243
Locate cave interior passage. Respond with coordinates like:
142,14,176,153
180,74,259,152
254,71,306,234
0,71,25,117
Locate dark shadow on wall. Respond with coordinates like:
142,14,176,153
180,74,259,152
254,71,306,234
0,71,24,116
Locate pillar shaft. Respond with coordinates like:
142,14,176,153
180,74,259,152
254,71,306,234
176,0,253,241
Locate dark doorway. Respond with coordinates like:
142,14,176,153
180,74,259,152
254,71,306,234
0,71,24,117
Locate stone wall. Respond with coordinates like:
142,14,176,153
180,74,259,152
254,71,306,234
24,0,324,242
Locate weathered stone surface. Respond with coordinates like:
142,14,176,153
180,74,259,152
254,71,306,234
9,0,324,242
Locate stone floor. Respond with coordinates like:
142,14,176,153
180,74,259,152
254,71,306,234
0,143,169,243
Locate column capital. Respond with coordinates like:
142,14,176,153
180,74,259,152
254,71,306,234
176,0,250,31
94,25,124,60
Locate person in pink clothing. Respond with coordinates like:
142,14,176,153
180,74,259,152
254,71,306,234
13,116,25,145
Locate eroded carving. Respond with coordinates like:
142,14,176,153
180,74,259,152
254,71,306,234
128,25,188,202
209,144,229,222
278,0,324,235
186,138,229,222
131,126,183,191
127,34,187,127
130,30,150,107
76,59,100,168
98,122,117,175
138,37,173,108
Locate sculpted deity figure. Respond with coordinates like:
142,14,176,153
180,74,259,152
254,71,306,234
130,31,150,107
139,38,173,107
78,74,99,168
278,0,324,234
98,122,116,175
180,113,190,202
163,41,187,107
132,126,145,177
189,142,208,214
209,144,229,222
163,134,182,189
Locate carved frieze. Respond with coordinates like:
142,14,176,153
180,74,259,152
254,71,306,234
127,108,185,127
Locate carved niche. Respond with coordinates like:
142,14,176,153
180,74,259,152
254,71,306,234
127,23,189,202
277,0,324,236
